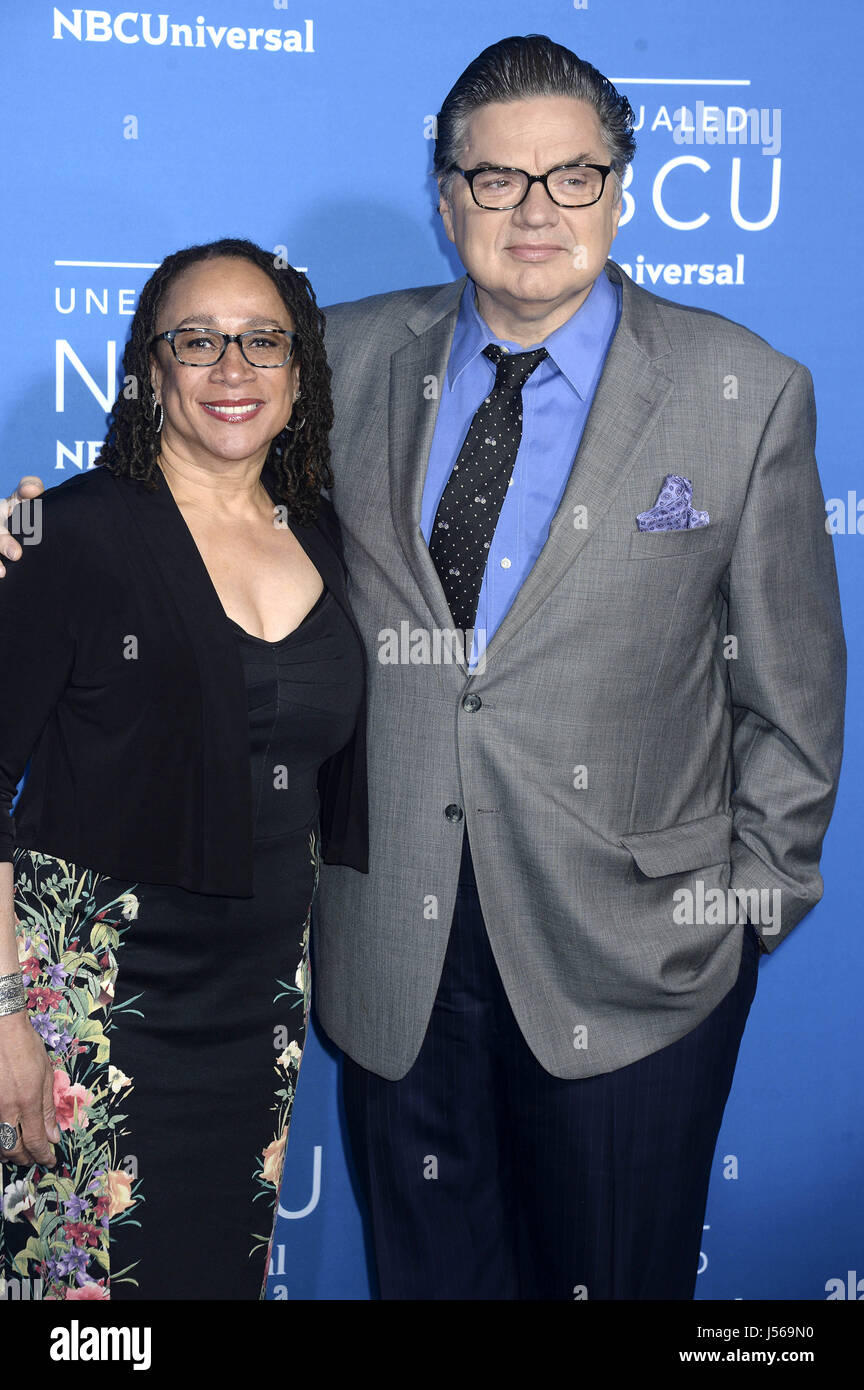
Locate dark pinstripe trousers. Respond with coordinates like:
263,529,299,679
342,832,760,1300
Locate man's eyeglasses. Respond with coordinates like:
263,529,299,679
452,163,614,210
151,328,297,368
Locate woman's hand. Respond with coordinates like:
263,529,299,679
0,1010,60,1167
0,477,46,575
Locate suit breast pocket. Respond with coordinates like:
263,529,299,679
628,528,723,559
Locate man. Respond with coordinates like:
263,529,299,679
2,36,845,1300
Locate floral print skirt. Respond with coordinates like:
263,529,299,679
0,831,316,1301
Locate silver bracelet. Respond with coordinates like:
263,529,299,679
0,971,26,1017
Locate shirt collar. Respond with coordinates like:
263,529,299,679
446,269,619,400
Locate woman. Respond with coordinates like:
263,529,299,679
0,237,367,1299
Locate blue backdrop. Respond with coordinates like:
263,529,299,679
2,0,861,1301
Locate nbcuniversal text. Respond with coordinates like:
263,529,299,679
53,8,315,52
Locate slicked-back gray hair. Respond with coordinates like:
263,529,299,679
434,34,636,204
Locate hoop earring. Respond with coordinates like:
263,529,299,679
285,393,305,432
153,401,164,434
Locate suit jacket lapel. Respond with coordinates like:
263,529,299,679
388,279,466,640
482,262,675,666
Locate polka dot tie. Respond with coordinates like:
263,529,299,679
429,344,548,633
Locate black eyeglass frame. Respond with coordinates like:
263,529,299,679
452,163,614,210
151,327,297,367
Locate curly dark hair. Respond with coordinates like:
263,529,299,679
97,237,333,524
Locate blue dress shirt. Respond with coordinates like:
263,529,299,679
420,271,621,667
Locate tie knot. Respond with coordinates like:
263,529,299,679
483,343,548,392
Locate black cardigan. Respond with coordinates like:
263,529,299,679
0,464,368,894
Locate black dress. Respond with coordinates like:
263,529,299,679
2,586,363,1301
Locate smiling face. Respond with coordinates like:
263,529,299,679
149,256,298,474
439,95,621,343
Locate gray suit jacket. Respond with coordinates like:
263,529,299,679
313,259,845,1081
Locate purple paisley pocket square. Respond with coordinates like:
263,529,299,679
636,475,709,531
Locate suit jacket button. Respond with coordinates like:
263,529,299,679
462,694,482,712
444,804,464,822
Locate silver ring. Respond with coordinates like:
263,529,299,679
0,1121,19,1151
